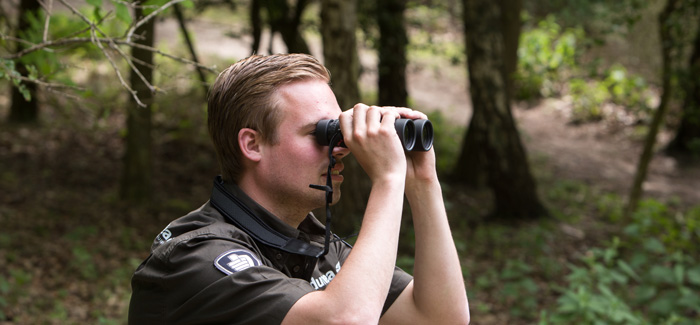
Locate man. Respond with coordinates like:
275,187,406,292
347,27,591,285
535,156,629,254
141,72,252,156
129,54,469,324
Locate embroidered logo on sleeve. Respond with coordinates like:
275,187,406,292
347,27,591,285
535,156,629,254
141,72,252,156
214,250,262,275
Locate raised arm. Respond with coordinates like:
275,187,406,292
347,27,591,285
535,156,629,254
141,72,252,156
282,104,409,325
380,109,470,325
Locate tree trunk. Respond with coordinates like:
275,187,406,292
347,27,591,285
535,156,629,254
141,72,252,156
8,0,40,124
264,0,311,54
377,0,408,107
173,3,208,96
499,0,522,96
666,19,700,156
120,4,155,204
456,0,547,219
250,0,263,54
624,0,680,219
320,0,367,236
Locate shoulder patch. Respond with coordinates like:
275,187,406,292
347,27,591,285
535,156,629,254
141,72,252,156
214,249,262,275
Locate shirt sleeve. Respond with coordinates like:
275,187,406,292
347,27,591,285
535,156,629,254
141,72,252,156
383,266,413,315
129,236,314,324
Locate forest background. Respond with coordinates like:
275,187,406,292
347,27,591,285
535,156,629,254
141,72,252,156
1,0,700,323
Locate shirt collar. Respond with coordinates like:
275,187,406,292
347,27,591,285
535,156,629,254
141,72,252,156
222,181,310,240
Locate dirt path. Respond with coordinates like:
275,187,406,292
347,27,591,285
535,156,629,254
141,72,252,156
516,101,700,205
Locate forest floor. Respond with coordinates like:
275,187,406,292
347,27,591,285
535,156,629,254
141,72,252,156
1,13,700,325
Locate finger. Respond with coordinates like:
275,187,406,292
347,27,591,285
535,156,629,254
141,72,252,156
352,104,368,135
338,107,356,140
366,105,383,133
379,108,399,131
385,106,428,120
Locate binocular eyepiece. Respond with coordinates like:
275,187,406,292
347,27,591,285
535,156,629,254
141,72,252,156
315,118,434,152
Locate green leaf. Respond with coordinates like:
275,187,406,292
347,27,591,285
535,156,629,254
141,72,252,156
687,267,700,285
26,65,38,80
649,295,675,315
114,2,131,24
674,264,685,284
19,85,31,101
678,290,700,311
633,285,656,303
643,238,666,254
617,260,640,281
86,0,102,8
180,0,195,9
649,265,675,285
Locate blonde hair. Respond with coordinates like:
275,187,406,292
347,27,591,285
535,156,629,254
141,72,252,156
208,54,331,182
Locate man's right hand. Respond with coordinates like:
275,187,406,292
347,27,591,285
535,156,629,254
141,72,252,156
338,104,407,184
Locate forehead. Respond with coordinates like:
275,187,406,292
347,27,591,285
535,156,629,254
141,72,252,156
275,79,342,126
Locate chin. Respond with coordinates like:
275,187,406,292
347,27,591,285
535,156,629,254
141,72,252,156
329,191,342,206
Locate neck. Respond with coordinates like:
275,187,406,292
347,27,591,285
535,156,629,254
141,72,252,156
237,175,309,228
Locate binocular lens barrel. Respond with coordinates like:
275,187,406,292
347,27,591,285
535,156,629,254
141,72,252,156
315,118,433,152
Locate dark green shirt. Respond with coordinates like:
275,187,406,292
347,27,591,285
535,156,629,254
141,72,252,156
128,183,412,324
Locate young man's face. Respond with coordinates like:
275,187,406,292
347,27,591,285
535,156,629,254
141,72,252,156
256,79,349,216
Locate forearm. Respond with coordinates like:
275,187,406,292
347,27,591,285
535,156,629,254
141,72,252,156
283,178,405,324
405,178,469,323
335,178,405,312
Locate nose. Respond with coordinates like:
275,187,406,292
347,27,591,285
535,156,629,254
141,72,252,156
332,145,350,159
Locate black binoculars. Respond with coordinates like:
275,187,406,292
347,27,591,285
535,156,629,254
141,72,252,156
315,118,434,152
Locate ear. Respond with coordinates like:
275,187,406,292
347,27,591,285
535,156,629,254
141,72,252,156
238,128,263,162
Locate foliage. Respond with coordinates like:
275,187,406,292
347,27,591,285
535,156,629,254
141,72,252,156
625,199,700,255
515,15,584,100
426,110,464,174
516,15,657,124
0,59,37,101
603,64,651,112
568,78,609,122
2,0,200,106
523,0,649,40
542,199,700,324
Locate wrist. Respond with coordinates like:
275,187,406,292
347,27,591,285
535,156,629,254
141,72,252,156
406,176,441,199
406,173,439,189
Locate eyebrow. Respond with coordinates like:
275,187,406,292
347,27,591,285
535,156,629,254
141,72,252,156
301,121,318,132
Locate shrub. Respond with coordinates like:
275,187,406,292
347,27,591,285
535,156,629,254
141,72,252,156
542,199,700,324
515,15,584,100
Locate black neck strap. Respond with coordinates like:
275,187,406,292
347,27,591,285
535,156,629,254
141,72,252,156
210,176,324,258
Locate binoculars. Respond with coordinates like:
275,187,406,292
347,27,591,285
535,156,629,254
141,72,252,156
315,118,434,152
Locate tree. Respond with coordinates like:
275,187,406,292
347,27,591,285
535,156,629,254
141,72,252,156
625,0,681,218
667,19,700,157
456,0,547,219
2,1,218,203
320,0,367,236
377,0,408,107
250,0,263,54
499,0,522,96
257,0,311,54
8,0,40,124
120,3,156,204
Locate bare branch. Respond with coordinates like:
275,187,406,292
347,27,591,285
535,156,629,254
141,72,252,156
56,0,98,30
6,0,217,107
40,0,54,42
109,39,158,95
125,0,187,42
0,59,83,91
1,33,43,50
91,29,146,107
3,37,218,74
55,0,155,104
